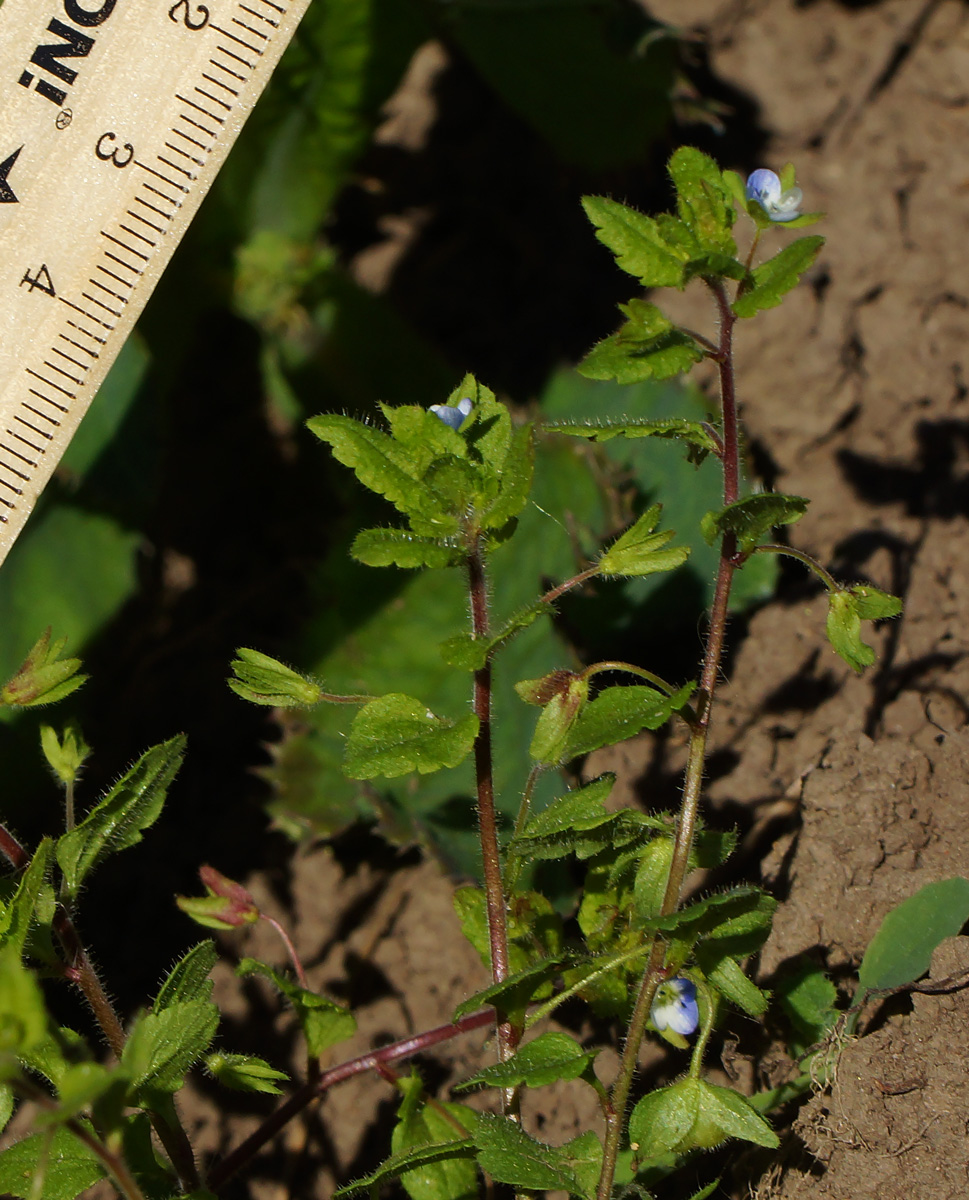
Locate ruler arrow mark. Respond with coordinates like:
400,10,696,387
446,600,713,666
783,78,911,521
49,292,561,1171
0,146,23,203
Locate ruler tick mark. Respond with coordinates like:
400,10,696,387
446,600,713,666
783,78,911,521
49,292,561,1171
89,279,129,305
2,444,35,471
210,44,253,70
96,263,138,287
28,389,69,413
157,155,195,180
143,182,182,207
42,360,83,386
240,3,279,26
209,57,247,83
26,369,76,399
175,93,226,125
13,416,51,445
210,24,262,55
134,195,175,221
231,16,269,40
101,231,150,262
24,404,61,427
51,347,89,371
81,290,122,318
103,250,144,276
171,127,212,153
125,210,164,236
118,223,157,249
164,141,206,166
201,71,240,96
194,87,232,112
57,335,99,361
134,159,190,193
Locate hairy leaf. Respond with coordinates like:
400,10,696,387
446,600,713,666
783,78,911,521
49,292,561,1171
563,683,695,761
582,197,688,288
732,236,824,318
237,958,356,1056
455,1031,594,1093
56,736,186,900
668,146,736,255
344,694,478,779
154,942,217,1012
351,528,462,570
207,1052,289,1095
598,504,690,577
580,299,705,385
121,999,219,1096
701,493,808,554
0,1124,105,1200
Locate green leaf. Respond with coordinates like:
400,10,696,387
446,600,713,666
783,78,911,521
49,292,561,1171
334,1140,477,1200
580,299,705,385
0,1124,105,1200
543,416,718,464
0,839,53,957
633,837,675,921
668,147,736,255
121,999,219,1096
701,954,769,1018
474,1113,588,1194
237,958,356,1056
344,694,478,780
0,629,87,708
351,528,462,570
849,584,903,620
228,648,326,707
0,946,47,1057
857,877,969,1001
598,504,690,578
629,1077,778,1159
452,957,566,1024
563,683,695,761
826,584,904,675
701,493,808,554
644,887,776,951
480,422,535,530
775,962,838,1050
732,236,824,318
527,675,590,765
581,197,688,289
440,599,547,671
206,1052,289,1095
454,1031,595,1093
55,736,186,900
307,414,456,536
391,1070,479,1200
153,942,217,1012
39,723,90,787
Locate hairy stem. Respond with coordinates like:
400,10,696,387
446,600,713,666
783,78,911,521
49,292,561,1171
207,1008,496,1190
596,278,741,1200
467,537,516,1084
753,542,839,591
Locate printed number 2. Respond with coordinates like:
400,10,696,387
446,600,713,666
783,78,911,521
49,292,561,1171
20,265,55,297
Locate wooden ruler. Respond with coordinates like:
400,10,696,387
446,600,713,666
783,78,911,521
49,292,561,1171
0,0,311,566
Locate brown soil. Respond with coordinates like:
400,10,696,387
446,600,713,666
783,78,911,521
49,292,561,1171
38,2,969,1198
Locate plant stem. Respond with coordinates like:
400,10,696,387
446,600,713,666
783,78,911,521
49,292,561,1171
467,536,516,1081
261,914,309,990
753,542,839,591
207,1008,496,1191
596,278,742,1200
0,822,200,1191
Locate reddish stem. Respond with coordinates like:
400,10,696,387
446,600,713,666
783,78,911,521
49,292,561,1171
206,1008,495,1191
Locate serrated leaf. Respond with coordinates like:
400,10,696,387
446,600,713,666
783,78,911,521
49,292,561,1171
439,599,547,671
580,299,705,385
121,999,219,1096
237,958,356,1056
56,736,186,900
544,415,718,464
562,683,695,761
599,504,690,577
473,1113,587,1194
0,1124,105,1200
857,877,969,1001
344,694,478,779
154,942,217,1012
455,1031,595,1093
0,629,88,709
228,648,325,707
351,528,462,570
307,414,456,536
207,1052,289,1095
732,236,824,318
582,196,688,288
701,493,808,554
480,421,535,530
643,887,776,950
0,839,53,957
668,147,736,255
452,956,566,1023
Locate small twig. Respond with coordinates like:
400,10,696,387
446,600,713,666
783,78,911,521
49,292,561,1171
207,1007,496,1191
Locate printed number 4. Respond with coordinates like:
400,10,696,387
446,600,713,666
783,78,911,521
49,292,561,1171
20,265,55,297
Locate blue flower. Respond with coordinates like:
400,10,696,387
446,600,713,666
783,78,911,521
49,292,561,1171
745,169,802,223
651,977,699,1037
429,397,472,430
